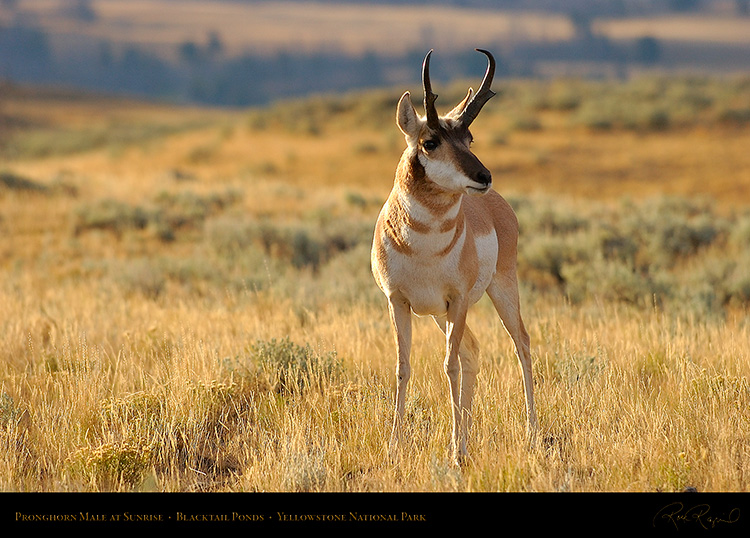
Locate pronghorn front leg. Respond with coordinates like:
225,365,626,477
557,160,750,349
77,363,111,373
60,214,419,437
387,294,412,456
444,298,470,463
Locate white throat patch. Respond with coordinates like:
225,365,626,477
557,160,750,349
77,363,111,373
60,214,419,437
418,154,472,193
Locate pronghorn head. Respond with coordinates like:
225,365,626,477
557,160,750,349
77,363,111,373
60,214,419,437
397,49,497,196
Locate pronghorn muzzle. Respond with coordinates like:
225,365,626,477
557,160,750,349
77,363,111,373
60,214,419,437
467,160,492,193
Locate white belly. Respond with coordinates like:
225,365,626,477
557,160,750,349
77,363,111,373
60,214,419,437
378,230,498,317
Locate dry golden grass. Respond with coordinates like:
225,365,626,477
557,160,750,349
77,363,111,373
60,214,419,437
2,77,750,492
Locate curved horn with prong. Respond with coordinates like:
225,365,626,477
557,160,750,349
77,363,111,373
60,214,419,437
422,49,440,131
457,48,496,128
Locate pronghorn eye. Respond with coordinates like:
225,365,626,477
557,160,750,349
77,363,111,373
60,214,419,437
423,139,439,151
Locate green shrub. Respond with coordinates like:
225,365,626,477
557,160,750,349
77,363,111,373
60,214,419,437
519,232,590,287
0,171,49,193
116,259,166,299
74,189,241,241
154,189,241,229
74,199,151,237
509,112,542,131
571,100,615,130
717,107,750,125
207,216,370,272
623,197,727,267
729,213,750,248
0,392,21,426
512,194,742,310
66,440,153,488
596,225,639,265
249,337,342,393
562,258,671,306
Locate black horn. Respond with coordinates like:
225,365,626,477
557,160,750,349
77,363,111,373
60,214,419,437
458,49,496,128
422,49,441,131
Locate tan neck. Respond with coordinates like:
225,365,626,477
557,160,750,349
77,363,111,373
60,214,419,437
395,149,462,219
384,150,466,257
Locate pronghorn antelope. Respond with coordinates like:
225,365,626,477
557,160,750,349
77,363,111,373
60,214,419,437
371,49,538,463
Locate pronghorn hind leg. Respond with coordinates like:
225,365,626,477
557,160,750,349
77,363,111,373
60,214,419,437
434,308,478,463
486,276,538,446
457,325,480,437
387,295,412,457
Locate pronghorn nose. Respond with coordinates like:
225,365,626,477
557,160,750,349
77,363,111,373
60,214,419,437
476,170,492,185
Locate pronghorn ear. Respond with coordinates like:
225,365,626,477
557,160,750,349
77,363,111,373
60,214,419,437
447,88,473,119
396,91,421,140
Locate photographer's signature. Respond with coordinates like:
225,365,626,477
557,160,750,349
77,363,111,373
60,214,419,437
653,502,740,530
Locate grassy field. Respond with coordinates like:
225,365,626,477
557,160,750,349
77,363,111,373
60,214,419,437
2,74,750,492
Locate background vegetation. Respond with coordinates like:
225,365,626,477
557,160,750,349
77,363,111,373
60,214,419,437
1,73,750,492
4,0,750,105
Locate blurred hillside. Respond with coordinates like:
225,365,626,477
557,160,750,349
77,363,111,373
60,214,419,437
2,0,750,105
